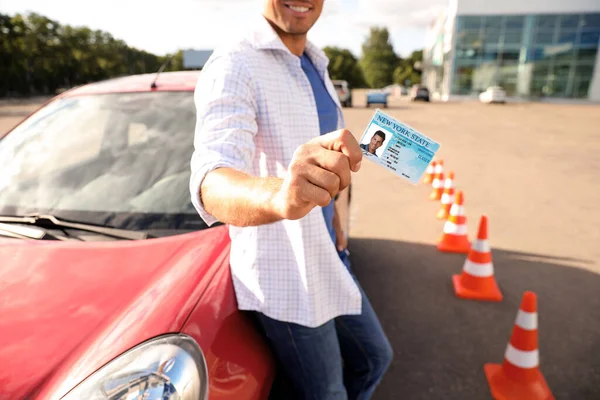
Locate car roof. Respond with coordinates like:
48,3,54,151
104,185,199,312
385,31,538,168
61,71,202,98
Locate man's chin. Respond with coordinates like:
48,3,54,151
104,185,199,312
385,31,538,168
279,20,314,35
283,26,311,36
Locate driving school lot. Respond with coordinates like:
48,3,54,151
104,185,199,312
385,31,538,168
345,91,600,399
1,95,599,399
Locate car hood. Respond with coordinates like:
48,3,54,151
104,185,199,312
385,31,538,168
0,226,230,400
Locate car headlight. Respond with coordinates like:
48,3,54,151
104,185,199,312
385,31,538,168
62,334,208,400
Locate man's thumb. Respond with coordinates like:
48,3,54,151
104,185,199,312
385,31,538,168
317,129,363,172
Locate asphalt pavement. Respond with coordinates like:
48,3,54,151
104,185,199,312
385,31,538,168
345,92,600,399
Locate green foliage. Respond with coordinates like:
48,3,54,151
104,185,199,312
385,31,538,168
393,50,424,86
323,46,366,88
164,50,184,72
0,12,183,97
410,50,423,63
0,11,425,97
359,27,399,88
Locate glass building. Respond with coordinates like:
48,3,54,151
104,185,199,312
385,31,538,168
423,0,600,101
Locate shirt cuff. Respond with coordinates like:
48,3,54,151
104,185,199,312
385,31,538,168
190,161,238,227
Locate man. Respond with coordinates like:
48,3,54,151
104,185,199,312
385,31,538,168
360,130,386,157
190,1,392,398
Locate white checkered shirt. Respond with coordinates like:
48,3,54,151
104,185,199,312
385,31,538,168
189,17,362,328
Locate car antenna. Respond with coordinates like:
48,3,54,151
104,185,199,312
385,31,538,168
150,54,174,89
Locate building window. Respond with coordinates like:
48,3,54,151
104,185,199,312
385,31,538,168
572,77,592,97
553,61,572,82
547,76,570,97
452,13,599,99
455,48,479,60
533,30,556,45
483,29,502,46
530,78,547,97
530,47,552,61
499,49,521,62
498,62,519,96
559,14,580,30
557,30,577,45
535,15,559,30
579,31,600,47
453,65,475,95
481,47,499,61
484,16,503,30
460,16,483,30
528,13,599,98
505,16,525,30
457,29,483,48
575,63,595,78
581,13,600,29
576,47,599,62
503,30,524,46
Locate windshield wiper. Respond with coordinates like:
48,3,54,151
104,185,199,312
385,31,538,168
0,214,150,240
0,222,66,240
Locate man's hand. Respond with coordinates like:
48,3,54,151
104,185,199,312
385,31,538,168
271,129,362,221
199,129,361,227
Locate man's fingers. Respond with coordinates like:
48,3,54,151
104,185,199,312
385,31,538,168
286,133,359,216
301,164,341,199
315,129,363,172
296,178,334,208
310,149,351,191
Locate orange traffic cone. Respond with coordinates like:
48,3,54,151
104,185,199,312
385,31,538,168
437,191,470,253
423,161,437,184
436,172,455,218
432,160,444,187
452,215,503,301
429,172,444,200
484,292,554,400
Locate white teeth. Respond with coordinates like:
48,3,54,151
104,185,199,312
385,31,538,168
289,5,309,12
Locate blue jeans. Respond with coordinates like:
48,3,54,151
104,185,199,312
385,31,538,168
254,250,393,400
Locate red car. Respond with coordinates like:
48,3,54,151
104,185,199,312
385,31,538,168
0,72,285,399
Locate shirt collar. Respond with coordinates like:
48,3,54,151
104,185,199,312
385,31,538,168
250,16,329,73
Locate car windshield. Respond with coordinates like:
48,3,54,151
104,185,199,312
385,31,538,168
0,92,209,233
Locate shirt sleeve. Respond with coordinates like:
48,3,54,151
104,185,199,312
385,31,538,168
189,51,258,226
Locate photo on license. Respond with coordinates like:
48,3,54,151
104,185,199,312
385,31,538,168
359,109,441,185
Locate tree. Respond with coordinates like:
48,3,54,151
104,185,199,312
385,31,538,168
323,46,366,88
163,50,185,72
0,12,185,97
359,27,399,88
393,49,424,86
410,50,423,63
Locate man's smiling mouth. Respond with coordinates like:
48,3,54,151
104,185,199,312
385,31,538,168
285,4,311,13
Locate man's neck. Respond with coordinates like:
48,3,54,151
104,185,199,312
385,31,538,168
264,17,307,56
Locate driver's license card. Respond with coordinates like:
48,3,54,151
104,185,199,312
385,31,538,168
358,109,441,184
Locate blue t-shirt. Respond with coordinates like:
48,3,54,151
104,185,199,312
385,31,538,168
300,53,338,244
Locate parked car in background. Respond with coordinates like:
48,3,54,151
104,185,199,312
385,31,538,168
366,90,389,108
332,79,352,107
409,85,430,102
479,86,507,104
0,71,353,400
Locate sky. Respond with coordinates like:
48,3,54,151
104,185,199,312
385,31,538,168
0,0,448,57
